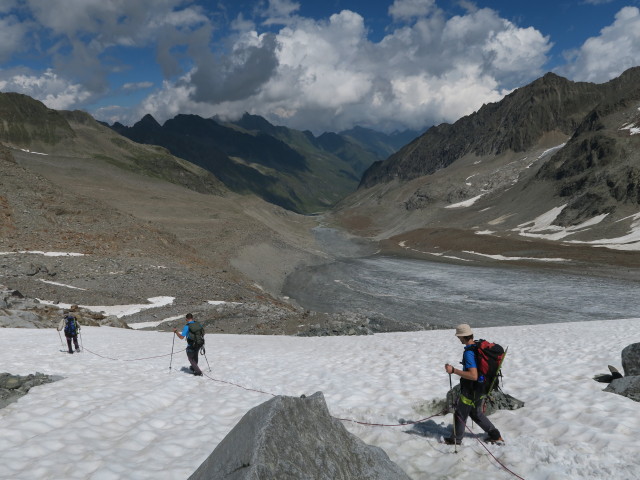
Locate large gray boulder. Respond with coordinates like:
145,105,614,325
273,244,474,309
188,392,412,480
621,343,640,376
604,376,640,402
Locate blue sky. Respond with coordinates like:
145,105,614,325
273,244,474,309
1,0,639,133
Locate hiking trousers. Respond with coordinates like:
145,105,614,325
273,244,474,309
186,347,203,375
65,334,79,353
452,396,500,442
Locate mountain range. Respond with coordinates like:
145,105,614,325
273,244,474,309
332,67,640,271
2,66,640,326
109,113,420,214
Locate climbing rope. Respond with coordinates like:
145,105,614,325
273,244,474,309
77,341,525,480
83,345,184,362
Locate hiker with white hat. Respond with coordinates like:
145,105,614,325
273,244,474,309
443,323,503,445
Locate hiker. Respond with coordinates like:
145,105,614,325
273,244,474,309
57,314,80,354
173,313,204,376
443,323,503,445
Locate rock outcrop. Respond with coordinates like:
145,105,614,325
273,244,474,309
621,343,640,376
604,376,640,402
0,372,60,409
445,384,525,416
188,392,411,480
602,343,640,403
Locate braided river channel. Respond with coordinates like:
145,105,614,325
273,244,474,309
282,228,640,329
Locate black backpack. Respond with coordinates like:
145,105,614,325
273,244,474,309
64,316,78,336
187,322,205,349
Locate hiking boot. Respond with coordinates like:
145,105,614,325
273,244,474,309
68,350,74,354
189,366,195,372
443,437,462,445
483,435,505,444
194,372,203,376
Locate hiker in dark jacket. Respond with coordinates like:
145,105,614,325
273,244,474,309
173,313,203,376
57,314,80,354
443,323,502,445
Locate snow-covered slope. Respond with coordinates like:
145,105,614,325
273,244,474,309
1,319,639,479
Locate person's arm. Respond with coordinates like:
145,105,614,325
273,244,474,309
445,363,478,381
174,327,185,339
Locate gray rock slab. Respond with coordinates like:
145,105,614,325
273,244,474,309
188,391,412,480
621,343,640,376
604,376,640,402
0,309,43,328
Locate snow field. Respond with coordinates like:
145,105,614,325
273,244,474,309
1,318,639,479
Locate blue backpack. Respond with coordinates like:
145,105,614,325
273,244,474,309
64,316,78,336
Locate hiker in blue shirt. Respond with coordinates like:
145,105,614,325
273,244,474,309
443,323,502,445
173,313,203,376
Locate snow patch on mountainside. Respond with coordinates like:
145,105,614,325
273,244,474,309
445,194,484,209
513,205,608,240
463,250,569,262
514,207,640,250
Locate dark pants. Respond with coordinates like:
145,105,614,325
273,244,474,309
186,347,202,375
66,334,79,353
452,390,500,442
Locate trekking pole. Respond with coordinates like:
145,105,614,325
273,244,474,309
169,332,175,371
449,372,458,454
201,347,211,372
57,329,64,347
79,331,84,352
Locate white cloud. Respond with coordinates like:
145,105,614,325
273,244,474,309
122,81,154,91
389,0,437,21
559,7,640,83
4,1,553,133
0,69,92,110
262,0,301,26
0,15,29,62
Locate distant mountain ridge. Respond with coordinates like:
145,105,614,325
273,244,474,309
360,72,616,187
111,113,417,213
0,93,225,196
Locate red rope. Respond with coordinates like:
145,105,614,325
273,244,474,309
334,413,446,427
79,344,525,479
456,410,526,480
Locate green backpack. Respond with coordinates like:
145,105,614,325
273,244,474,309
187,322,205,349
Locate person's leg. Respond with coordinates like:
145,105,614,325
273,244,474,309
66,336,73,353
73,335,80,351
469,400,501,440
452,402,472,442
186,348,202,375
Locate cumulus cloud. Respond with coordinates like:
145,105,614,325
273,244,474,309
0,69,92,110
189,32,279,103
389,0,437,21
1,1,556,133
558,7,640,83
0,14,29,62
262,0,301,25
92,4,553,133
